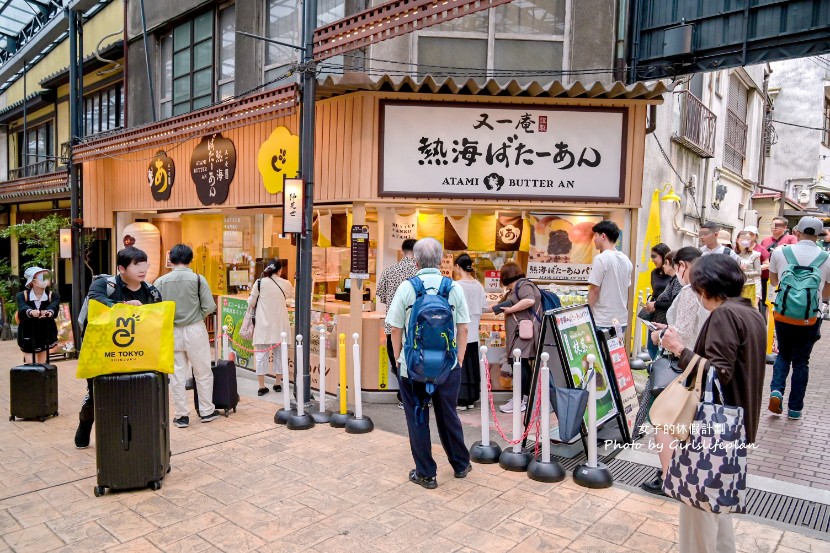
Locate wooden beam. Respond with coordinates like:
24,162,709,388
313,0,513,60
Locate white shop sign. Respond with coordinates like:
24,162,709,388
380,102,626,202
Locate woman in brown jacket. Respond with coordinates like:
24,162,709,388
660,254,766,553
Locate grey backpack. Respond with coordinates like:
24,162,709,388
77,275,117,329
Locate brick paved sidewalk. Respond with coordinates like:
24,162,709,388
1,340,828,552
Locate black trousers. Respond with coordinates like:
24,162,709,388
400,369,470,478
79,378,95,423
386,334,402,401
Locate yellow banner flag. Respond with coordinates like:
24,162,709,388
77,301,175,379
633,190,662,339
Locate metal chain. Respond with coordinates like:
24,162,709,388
483,356,542,446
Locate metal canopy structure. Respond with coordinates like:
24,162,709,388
627,0,830,82
0,0,106,93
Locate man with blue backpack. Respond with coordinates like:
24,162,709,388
387,238,471,489
768,216,830,420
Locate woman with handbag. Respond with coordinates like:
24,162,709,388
453,254,491,410
640,247,707,495
247,259,295,396
492,262,541,414
643,243,673,360
657,254,766,553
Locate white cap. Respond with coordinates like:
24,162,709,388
743,225,759,235
23,266,47,288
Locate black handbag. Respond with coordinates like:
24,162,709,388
650,353,683,396
637,306,653,322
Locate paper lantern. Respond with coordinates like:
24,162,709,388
122,222,161,282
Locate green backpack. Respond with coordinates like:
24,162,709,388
773,247,828,326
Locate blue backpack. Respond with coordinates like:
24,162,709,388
404,276,457,401
515,279,561,321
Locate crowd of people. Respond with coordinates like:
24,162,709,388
10,215,830,553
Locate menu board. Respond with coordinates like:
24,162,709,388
604,334,639,439
350,225,370,280
552,305,618,427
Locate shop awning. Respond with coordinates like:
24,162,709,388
317,74,669,101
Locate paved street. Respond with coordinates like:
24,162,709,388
1,339,829,553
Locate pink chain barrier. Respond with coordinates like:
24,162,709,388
483,356,543,448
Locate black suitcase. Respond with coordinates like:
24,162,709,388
9,362,59,422
194,360,239,416
93,371,170,496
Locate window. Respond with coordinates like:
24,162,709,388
417,0,567,83
218,4,235,101
84,84,124,136
823,97,830,148
159,6,236,118
724,74,749,174
15,121,53,177
263,0,344,86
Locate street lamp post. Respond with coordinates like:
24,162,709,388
235,0,317,405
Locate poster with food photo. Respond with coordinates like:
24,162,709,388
527,213,602,281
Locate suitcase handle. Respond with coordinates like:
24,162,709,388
121,416,130,451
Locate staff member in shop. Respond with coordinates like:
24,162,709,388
376,238,419,409
154,244,219,428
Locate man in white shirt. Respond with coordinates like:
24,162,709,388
768,216,830,420
699,222,740,260
587,220,633,333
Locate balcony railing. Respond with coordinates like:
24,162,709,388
724,109,748,174
672,90,716,158
7,160,57,180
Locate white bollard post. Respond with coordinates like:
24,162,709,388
345,333,373,433
286,334,314,430
222,325,230,361
511,349,523,455
499,348,532,471
296,335,305,417
275,332,291,425
573,354,612,488
312,326,332,423
540,353,551,463
470,345,501,463
630,293,647,370
527,352,565,482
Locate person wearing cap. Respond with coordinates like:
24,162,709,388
452,253,491,410
16,267,60,364
247,259,294,396
768,216,830,420
761,217,798,311
154,244,219,429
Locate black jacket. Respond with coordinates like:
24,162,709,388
16,288,60,353
88,275,162,306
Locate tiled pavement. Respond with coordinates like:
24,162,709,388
1,340,829,552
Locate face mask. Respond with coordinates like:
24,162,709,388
739,240,751,247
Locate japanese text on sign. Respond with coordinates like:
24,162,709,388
381,103,624,201
527,262,592,282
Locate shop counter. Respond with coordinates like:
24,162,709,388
217,295,511,400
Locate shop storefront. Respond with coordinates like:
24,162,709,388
75,78,664,399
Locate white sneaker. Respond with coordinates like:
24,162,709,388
500,397,528,413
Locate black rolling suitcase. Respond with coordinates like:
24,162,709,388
93,371,170,496
194,359,239,416
9,350,59,422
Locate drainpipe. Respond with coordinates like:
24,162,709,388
645,104,656,134
22,59,27,176
123,0,129,125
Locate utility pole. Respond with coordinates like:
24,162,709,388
294,0,318,405
68,9,85,351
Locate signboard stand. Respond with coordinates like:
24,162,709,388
523,305,628,458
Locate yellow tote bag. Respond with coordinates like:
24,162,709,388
77,300,175,379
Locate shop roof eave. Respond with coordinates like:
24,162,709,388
316,74,669,103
